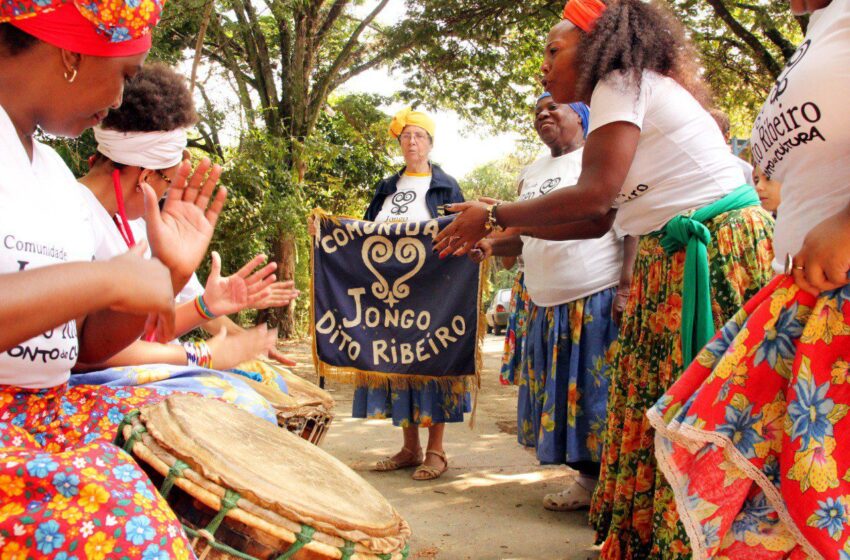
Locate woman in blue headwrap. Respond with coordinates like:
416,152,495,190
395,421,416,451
473,94,634,510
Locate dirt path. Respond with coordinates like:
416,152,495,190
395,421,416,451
279,335,600,560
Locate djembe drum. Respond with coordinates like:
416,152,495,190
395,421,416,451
116,395,410,560
236,359,335,446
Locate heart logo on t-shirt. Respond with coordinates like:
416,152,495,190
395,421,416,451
391,191,417,215
539,177,561,195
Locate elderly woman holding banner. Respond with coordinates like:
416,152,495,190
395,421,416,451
434,0,775,556
355,107,467,481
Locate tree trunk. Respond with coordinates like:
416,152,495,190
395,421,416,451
259,229,298,337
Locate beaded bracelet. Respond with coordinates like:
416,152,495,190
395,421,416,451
183,340,213,369
194,295,217,321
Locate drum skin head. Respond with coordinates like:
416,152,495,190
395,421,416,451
242,360,335,410
140,395,399,538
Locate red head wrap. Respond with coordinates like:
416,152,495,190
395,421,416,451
562,0,607,33
1,0,164,56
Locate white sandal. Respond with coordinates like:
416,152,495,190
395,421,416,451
543,480,592,511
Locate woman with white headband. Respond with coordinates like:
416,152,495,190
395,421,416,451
75,64,298,390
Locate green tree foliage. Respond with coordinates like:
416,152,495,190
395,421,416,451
205,93,397,332
671,1,805,137
393,0,805,135
303,93,397,217
460,148,539,202
40,130,96,177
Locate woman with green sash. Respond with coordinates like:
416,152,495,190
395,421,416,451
433,0,775,557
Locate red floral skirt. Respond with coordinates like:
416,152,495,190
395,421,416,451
649,275,850,559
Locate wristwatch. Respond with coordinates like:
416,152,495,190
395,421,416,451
485,203,505,233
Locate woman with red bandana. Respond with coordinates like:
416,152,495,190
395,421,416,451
0,2,219,557
433,0,775,557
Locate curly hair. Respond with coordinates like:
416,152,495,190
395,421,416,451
0,24,38,56
573,0,711,107
709,108,731,138
101,62,198,132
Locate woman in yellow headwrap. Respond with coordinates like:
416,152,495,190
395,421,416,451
356,107,467,481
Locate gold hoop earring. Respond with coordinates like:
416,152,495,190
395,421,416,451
64,67,78,83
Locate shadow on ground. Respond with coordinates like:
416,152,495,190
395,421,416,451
279,335,600,560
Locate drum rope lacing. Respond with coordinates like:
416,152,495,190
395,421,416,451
116,409,410,560
160,459,190,499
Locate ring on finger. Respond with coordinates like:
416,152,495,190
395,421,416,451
784,253,804,276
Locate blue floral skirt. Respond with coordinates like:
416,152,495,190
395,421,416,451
500,271,530,385
352,380,471,427
70,365,280,425
517,287,619,465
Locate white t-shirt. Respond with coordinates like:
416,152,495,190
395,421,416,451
735,156,755,187
80,193,205,303
589,71,744,236
374,173,432,223
749,0,850,272
79,183,129,261
519,150,623,306
0,105,100,389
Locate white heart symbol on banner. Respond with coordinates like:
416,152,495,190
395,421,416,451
362,237,426,308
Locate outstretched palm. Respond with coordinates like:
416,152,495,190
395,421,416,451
204,252,280,316
143,159,227,282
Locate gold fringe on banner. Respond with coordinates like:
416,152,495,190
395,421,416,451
309,210,488,427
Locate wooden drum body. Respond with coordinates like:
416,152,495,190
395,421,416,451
236,360,335,446
116,395,409,560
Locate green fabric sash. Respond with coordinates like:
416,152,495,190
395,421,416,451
660,185,760,365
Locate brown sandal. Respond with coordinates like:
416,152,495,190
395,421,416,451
374,447,423,472
412,450,448,481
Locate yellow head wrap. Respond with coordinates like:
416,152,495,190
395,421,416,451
388,107,436,140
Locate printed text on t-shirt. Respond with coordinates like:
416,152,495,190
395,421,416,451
753,38,826,176
614,184,650,206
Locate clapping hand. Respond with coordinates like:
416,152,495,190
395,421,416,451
206,324,279,371
142,158,227,284
107,241,176,342
203,252,280,317
432,201,491,258
250,280,300,310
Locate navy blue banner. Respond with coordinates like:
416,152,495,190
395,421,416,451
311,215,483,385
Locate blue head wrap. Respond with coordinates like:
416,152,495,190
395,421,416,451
568,102,590,139
536,93,591,139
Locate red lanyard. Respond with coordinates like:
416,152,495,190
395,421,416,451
111,169,136,248
110,169,161,342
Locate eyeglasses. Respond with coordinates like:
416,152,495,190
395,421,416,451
155,170,172,184
399,132,430,142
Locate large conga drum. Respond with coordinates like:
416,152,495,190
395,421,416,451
116,395,410,560
236,360,335,446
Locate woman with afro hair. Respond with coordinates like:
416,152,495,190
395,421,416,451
74,62,301,402
434,0,776,557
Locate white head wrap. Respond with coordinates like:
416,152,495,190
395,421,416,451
93,126,188,170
